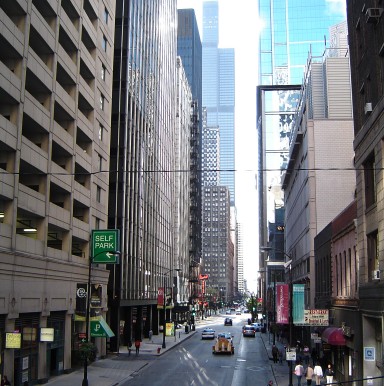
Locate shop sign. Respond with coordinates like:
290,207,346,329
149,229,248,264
5,332,21,348
40,327,55,342
364,347,375,361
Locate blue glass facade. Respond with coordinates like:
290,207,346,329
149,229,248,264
202,1,235,205
259,0,345,85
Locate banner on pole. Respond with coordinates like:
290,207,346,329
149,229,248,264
276,284,289,324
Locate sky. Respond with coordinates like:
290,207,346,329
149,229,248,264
177,0,260,292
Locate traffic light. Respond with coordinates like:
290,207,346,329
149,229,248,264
192,306,196,316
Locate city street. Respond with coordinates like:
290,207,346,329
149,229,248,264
45,312,293,386
124,314,273,386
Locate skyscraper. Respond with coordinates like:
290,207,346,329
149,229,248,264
257,0,346,250
109,0,181,351
177,8,203,307
202,1,235,205
257,0,346,326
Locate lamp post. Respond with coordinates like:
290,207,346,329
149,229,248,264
162,268,180,349
82,250,120,386
261,246,293,386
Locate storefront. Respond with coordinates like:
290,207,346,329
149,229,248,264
14,313,40,386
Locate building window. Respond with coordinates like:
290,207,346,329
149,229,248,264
99,124,104,141
96,185,101,203
102,35,107,52
98,153,103,171
101,63,106,81
104,7,109,24
367,231,378,281
100,94,105,110
364,154,376,209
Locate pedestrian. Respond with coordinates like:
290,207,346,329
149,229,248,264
267,380,274,386
305,364,314,385
272,344,279,363
128,340,132,356
303,345,310,364
1,375,11,386
135,339,141,355
325,363,334,385
311,347,317,366
294,361,305,386
313,362,323,385
149,329,153,342
278,348,284,364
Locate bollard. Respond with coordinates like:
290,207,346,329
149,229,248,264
157,347,161,354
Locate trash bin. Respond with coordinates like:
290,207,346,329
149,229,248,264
185,325,189,333
192,324,195,331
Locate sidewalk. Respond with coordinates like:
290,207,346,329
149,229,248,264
45,316,218,386
259,331,291,386
259,332,338,386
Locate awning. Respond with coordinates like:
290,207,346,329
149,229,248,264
321,327,346,346
90,316,115,338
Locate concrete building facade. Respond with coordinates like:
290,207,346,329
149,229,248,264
0,0,116,383
347,0,384,382
282,48,355,311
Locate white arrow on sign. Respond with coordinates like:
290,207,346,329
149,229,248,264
105,252,117,259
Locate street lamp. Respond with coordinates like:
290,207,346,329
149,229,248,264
162,268,180,349
82,250,121,386
260,246,293,386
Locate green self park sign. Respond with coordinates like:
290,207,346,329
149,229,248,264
91,229,120,264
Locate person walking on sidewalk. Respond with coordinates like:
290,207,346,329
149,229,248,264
294,361,305,386
135,339,141,356
278,348,284,364
325,363,334,385
305,364,314,385
272,345,279,363
313,362,323,385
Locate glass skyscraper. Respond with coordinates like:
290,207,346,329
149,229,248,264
202,1,235,205
257,0,346,319
259,0,346,85
257,0,346,250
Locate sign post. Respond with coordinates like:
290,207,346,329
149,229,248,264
83,230,120,386
91,229,120,263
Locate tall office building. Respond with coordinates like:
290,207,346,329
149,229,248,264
257,0,346,259
0,0,115,382
201,186,234,303
177,9,203,306
109,0,182,351
202,1,235,205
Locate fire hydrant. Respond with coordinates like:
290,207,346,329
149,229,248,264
157,347,161,354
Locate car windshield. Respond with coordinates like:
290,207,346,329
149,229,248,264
218,333,231,339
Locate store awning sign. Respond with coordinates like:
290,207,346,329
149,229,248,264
90,317,115,338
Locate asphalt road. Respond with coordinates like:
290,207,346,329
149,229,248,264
123,314,275,386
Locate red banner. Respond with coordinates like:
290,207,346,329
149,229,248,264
157,287,164,307
276,284,289,324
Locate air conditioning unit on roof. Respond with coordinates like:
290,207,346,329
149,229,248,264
366,8,384,23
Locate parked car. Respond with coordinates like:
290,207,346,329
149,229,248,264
236,309,241,315
242,325,256,337
251,322,261,332
201,328,216,340
224,317,233,326
212,332,234,355
225,310,231,315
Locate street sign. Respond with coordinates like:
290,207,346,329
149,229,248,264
90,317,115,338
91,229,120,263
286,350,296,361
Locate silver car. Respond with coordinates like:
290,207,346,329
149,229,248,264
201,328,216,339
